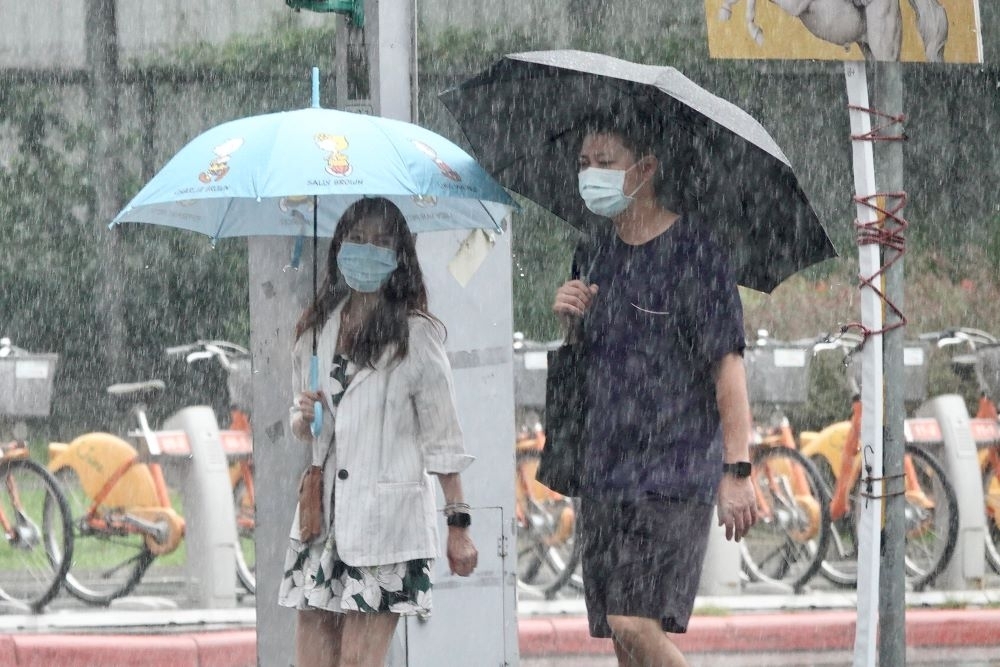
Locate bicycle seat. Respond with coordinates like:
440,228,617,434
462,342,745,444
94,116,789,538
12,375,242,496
0,440,29,459
106,380,166,399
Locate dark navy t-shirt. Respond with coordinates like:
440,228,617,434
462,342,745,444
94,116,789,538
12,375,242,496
576,215,746,504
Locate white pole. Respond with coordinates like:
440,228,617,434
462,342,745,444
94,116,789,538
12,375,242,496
844,61,884,667
369,0,417,122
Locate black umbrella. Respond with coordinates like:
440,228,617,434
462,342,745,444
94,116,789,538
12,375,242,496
439,50,837,293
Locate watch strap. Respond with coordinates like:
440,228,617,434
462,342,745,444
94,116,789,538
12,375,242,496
722,461,752,478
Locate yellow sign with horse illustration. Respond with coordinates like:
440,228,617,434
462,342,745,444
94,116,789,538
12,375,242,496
705,0,982,63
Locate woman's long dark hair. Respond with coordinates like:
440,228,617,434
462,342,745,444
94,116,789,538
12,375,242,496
294,197,437,367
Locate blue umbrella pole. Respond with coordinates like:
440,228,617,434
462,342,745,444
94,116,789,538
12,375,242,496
310,193,323,437
312,67,321,108
310,355,323,437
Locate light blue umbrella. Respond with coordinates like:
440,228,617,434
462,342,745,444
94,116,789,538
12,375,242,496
113,69,517,435
111,107,515,238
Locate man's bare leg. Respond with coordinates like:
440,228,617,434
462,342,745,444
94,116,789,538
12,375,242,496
608,615,688,667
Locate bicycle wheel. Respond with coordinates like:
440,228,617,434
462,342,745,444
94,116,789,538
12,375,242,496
233,474,256,595
516,495,580,600
984,456,1000,574
904,445,958,591
813,456,862,588
0,458,73,611
55,467,154,605
741,446,831,592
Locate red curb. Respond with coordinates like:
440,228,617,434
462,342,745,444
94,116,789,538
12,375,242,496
190,630,257,667
11,634,199,667
906,608,1000,647
3,607,1000,663
518,617,558,655
676,611,857,653
0,635,17,666
518,608,1000,657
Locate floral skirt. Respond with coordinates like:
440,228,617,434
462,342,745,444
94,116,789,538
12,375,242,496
277,532,433,617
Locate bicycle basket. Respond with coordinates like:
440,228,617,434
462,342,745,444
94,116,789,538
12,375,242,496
744,345,811,404
974,345,1000,401
850,342,929,402
512,338,563,410
0,352,59,417
227,357,253,413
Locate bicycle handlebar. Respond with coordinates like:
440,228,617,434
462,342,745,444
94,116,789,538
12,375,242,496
0,337,32,358
917,327,999,350
165,340,250,373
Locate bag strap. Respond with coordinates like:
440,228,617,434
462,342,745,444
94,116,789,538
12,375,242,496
310,426,337,468
566,231,602,345
571,231,600,283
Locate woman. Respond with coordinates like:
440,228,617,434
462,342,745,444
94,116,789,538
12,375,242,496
279,197,478,667
552,112,758,667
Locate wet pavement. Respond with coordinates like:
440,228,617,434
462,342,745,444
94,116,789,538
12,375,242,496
2,565,1000,666
522,646,1000,667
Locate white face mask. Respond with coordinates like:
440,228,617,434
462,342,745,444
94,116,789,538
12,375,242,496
577,162,646,218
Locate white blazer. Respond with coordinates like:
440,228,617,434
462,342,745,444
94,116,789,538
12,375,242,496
288,301,474,566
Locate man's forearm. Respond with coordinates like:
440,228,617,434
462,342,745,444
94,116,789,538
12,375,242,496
715,352,753,463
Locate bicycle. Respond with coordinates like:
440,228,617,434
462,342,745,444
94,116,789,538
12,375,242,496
513,413,582,599
800,331,959,591
740,333,832,592
0,438,73,612
919,327,1000,574
164,340,255,595
512,334,582,600
47,379,186,605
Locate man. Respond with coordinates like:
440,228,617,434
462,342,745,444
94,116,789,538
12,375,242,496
553,113,758,667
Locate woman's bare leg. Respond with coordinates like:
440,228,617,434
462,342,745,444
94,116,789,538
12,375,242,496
338,611,400,667
296,609,344,667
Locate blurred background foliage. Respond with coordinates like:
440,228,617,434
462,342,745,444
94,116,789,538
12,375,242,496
1,5,999,439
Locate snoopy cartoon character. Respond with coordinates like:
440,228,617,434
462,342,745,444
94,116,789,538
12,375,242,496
198,137,244,183
314,134,352,177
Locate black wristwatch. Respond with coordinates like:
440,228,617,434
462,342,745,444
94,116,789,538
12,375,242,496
722,461,752,478
446,511,471,528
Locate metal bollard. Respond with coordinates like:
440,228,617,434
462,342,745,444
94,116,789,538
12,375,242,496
699,506,742,596
915,395,987,590
163,406,239,608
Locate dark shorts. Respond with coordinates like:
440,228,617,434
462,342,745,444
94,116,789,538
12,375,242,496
580,494,713,638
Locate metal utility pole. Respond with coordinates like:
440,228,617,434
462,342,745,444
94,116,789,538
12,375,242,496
85,0,125,390
874,61,907,667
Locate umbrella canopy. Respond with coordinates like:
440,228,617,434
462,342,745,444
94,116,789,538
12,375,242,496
439,50,836,293
113,101,516,437
112,106,516,238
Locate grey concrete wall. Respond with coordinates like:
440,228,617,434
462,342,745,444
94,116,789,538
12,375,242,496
0,0,327,68
0,0,704,70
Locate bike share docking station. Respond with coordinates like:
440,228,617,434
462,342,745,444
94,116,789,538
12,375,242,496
845,342,989,591
910,397,989,589
145,406,250,608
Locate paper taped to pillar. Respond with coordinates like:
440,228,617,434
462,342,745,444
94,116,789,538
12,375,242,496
705,0,983,63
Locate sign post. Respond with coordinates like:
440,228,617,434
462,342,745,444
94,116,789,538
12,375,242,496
705,2,984,664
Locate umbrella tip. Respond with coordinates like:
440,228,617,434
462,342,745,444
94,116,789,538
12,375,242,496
311,67,321,108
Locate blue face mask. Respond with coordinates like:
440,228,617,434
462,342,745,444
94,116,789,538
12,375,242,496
578,162,646,218
336,242,399,293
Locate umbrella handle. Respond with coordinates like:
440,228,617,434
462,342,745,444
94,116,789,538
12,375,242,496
309,355,323,437
285,235,304,272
